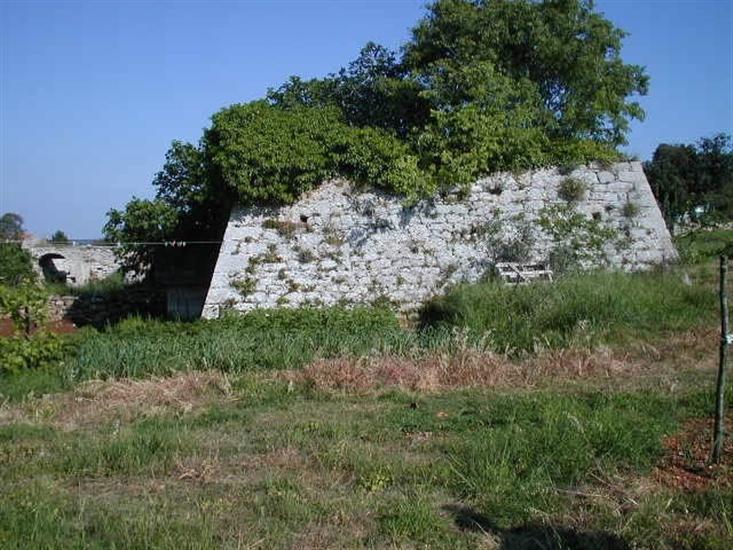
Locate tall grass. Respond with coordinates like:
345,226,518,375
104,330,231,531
3,269,718,390
68,307,414,380
420,270,716,353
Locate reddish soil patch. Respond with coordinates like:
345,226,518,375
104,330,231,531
0,317,77,336
654,415,733,491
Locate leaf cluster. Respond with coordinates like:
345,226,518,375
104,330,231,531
0,244,36,286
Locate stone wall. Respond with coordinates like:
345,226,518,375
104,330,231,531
202,162,677,319
23,242,121,287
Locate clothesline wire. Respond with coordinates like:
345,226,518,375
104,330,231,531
0,240,224,247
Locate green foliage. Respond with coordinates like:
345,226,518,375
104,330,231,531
231,276,256,297
405,0,648,146
68,307,405,380
103,140,230,276
262,218,299,238
104,197,180,274
622,200,641,218
107,1,637,254
674,229,733,264
0,283,49,332
0,244,36,286
420,270,716,353
0,332,69,375
0,284,69,374
539,204,618,270
444,392,679,525
207,102,344,205
645,133,733,227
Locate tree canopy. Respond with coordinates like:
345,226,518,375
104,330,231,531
106,0,647,274
0,212,24,242
644,133,733,227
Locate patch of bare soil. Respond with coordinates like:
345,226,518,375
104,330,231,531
0,317,77,336
283,327,719,394
653,415,733,491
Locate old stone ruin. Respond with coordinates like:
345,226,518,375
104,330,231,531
202,162,678,319
23,239,121,287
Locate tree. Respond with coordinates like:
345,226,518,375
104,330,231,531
404,0,648,146
49,230,69,243
108,0,644,274
0,212,24,241
645,133,733,227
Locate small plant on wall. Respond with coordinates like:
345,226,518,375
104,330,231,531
558,177,587,202
231,276,256,297
622,200,640,218
539,204,618,271
262,218,298,239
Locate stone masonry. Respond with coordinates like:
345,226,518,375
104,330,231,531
202,162,677,318
23,241,121,287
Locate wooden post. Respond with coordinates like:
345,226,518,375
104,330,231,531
713,255,729,463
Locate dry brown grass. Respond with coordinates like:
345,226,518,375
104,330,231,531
0,371,232,429
283,327,718,394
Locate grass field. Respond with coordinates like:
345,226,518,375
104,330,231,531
1,259,732,548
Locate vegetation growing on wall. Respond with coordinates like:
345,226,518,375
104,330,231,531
106,0,646,275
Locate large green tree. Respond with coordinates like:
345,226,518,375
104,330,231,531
644,134,733,227
107,0,645,275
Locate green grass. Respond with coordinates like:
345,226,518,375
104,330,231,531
421,269,716,353
0,373,729,548
1,267,719,398
0,263,731,547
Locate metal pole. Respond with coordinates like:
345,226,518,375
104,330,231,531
713,255,729,463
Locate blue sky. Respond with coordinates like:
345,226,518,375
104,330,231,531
1,0,731,238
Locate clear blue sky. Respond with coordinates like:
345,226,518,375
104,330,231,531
1,0,731,238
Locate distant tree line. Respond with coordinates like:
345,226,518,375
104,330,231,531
645,133,733,229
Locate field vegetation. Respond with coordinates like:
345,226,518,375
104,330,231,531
1,241,732,548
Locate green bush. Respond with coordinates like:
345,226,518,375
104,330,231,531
0,283,49,332
0,332,69,375
0,244,35,286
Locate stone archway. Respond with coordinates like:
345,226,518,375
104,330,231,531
38,253,73,284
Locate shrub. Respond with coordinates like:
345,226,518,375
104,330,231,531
262,219,299,238
0,283,49,333
0,332,69,374
0,244,35,286
231,277,256,297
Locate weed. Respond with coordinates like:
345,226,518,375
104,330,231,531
558,177,588,202
231,276,256,297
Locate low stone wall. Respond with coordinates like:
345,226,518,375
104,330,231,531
202,162,677,318
23,243,121,287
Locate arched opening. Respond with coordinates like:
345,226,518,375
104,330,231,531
39,253,73,284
